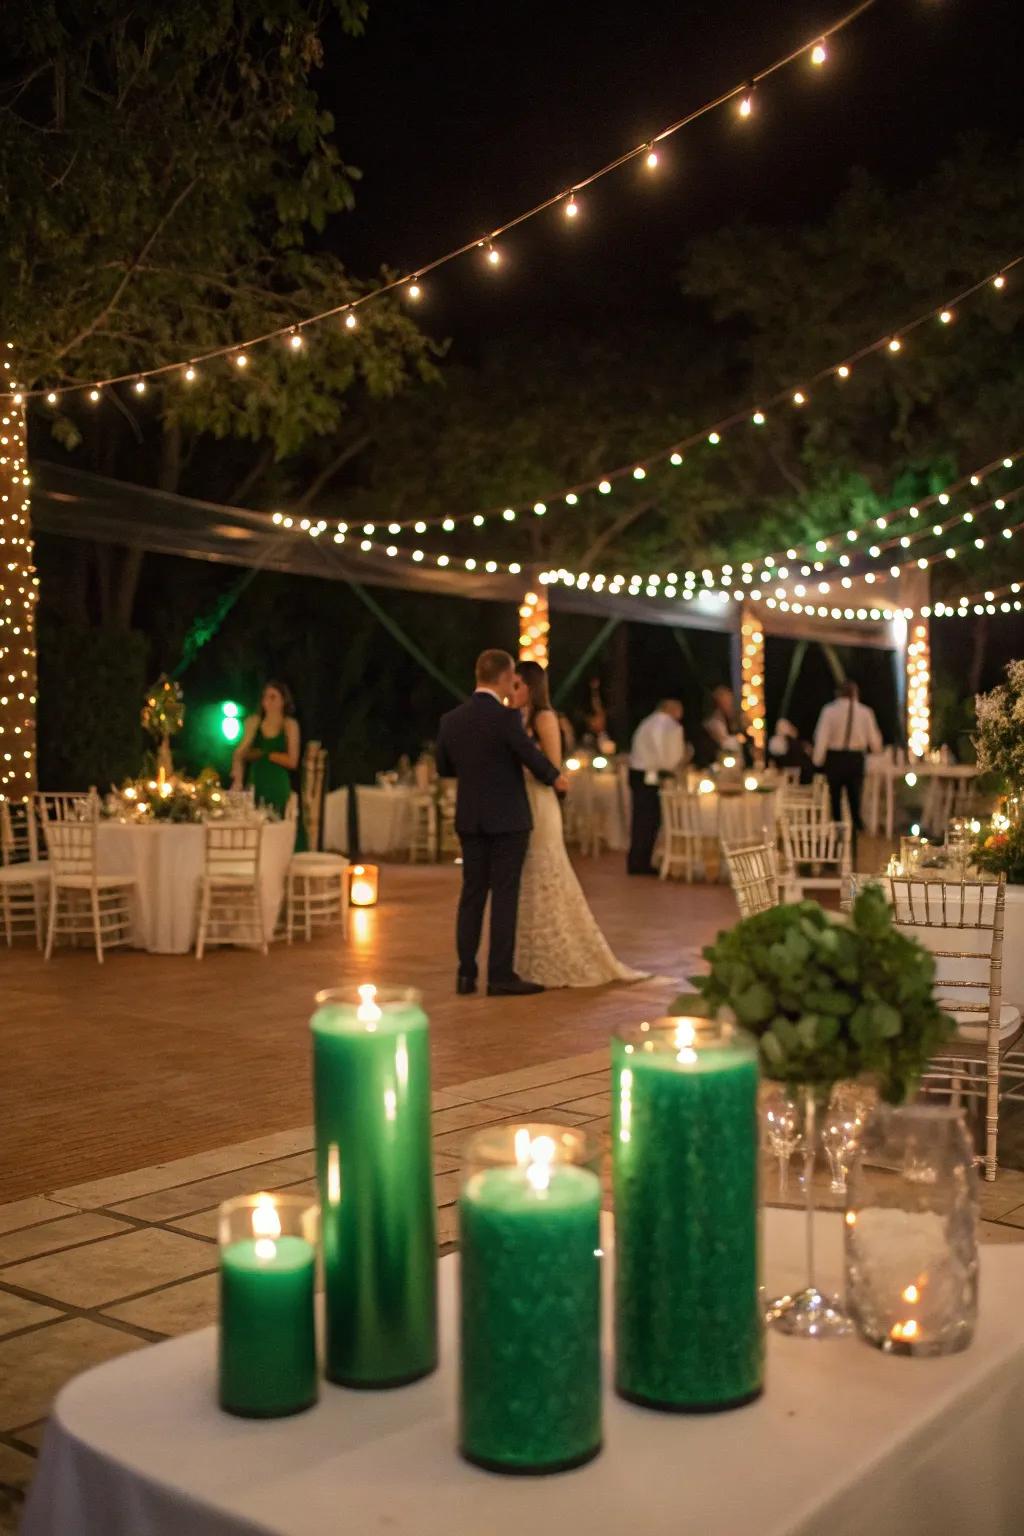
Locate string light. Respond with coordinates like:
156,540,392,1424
740,608,766,756
518,588,550,665
888,337,902,353
133,378,146,394
993,274,1007,290
407,281,423,301
289,330,304,349
234,353,248,369
564,194,580,219
939,309,954,324
45,391,58,405
2,2,888,407
485,243,501,267
906,620,930,756
0,348,38,801
645,145,659,170
184,365,197,383
344,312,357,331
811,40,828,65
738,85,754,118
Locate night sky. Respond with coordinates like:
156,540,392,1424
326,0,1021,348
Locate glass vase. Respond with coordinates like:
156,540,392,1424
845,1103,978,1356
765,1084,851,1338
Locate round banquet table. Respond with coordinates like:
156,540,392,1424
21,1208,1024,1536
95,820,294,954
322,785,414,857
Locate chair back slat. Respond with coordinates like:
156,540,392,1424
722,837,779,918
2,799,40,864
44,820,97,877
883,875,1004,1028
205,821,261,878
660,787,706,836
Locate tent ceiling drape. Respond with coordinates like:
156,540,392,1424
32,459,897,649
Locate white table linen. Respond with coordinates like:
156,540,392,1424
95,821,293,954
23,1208,1024,1536
322,786,414,856
565,770,630,851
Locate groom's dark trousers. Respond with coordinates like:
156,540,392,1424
436,691,560,983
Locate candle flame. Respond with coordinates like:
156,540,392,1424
675,1019,698,1065
251,1195,281,1241
253,1238,277,1260
891,1319,919,1343
356,982,382,1027
515,1129,557,1191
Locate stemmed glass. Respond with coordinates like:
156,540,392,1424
762,1089,803,1198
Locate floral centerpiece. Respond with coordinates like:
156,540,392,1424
104,772,248,824
972,659,1024,880
141,675,185,776
677,884,955,1102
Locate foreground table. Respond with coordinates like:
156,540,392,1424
23,1209,1024,1536
95,820,294,953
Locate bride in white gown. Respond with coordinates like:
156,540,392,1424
511,662,647,988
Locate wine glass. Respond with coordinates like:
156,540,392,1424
762,1090,803,1198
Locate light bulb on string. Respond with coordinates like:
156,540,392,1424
503,507,516,520
485,243,501,267
670,452,683,466
473,514,485,526
836,364,850,379
645,144,659,170
234,353,249,369
564,193,580,219
792,390,806,406
533,502,546,516
598,480,612,494
289,330,304,350
133,378,146,394
88,387,101,403
887,337,902,354
407,281,423,301
633,466,646,480
344,312,358,331
752,410,766,425
45,391,58,405
993,274,1006,290
565,492,578,505
737,84,754,118
184,365,197,383
810,39,827,65
939,309,954,325
708,431,721,444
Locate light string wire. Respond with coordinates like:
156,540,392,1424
268,248,1022,558
1,0,879,405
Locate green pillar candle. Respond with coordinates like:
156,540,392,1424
459,1125,602,1474
312,985,437,1388
218,1194,317,1419
613,1016,762,1412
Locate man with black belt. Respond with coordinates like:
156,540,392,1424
812,681,883,843
627,699,686,876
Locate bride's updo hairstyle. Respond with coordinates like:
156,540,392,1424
517,659,551,732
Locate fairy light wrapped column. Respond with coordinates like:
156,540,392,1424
901,567,931,757
740,606,766,762
518,585,550,667
0,349,38,803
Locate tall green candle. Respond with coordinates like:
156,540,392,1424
312,985,437,1388
218,1193,317,1419
613,1016,762,1411
459,1125,602,1474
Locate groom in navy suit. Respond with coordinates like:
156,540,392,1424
436,649,567,996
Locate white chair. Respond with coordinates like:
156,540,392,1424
884,876,1020,1181
43,821,135,963
779,815,852,899
285,852,348,943
195,823,266,959
300,743,327,852
721,838,783,918
408,792,437,862
0,800,49,948
659,787,707,882
35,789,100,828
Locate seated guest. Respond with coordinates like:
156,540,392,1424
627,699,686,876
767,718,815,784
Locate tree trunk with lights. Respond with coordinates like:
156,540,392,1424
0,362,38,803
900,567,931,758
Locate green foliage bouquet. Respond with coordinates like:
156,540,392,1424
676,885,955,1103
974,659,1024,792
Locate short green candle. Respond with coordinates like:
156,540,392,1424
613,1016,762,1411
312,985,437,1388
219,1233,317,1418
459,1126,602,1474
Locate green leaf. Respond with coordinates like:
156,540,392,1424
733,982,776,1027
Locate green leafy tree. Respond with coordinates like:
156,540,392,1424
0,0,437,623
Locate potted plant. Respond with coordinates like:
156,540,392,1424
972,658,1024,1008
675,884,955,1336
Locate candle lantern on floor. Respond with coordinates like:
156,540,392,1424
312,985,437,1387
348,863,379,907
218,1192,317,1418
613,1015,762,1412
459,1123,602,1474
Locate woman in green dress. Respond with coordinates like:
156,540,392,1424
232,681,301,834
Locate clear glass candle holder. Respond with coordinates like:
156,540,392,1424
845,1103,978,1357
459,1123,602,1474
218,1192,318,1418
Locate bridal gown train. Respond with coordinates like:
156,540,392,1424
514,774,647,988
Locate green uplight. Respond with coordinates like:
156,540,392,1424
220,701,243,742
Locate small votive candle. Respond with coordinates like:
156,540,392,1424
348,863,379,906
218,1192,317,1418
459,1124,602,1474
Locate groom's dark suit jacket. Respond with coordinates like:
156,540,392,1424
436,691,560,835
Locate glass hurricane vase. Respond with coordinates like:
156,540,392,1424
765,1084,852,1339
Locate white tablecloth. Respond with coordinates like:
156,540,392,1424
863,759,979,839
565,771,630,851
322,786,414,856
95,821,294,954
22,1209,1024,1536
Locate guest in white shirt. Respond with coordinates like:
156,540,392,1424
627,699,686,876
812,682,883,838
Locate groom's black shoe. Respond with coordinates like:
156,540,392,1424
487,974,545,997
456,974,477,995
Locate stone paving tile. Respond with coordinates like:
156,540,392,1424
0,1198,76,1238
558,1092,613,1116
166,1209,219,1241
0,1292,63,1337
103,1273,220,1337
452,1048,610,1102
428,1101,513,1136
51,1127,315,1211
0,1440,36,1536
0,1318,143,1431
1,1228,215,1310
0,1212,133,1269
108,1153,316,1224
979,1220,1024,1244
482,1081,604,1113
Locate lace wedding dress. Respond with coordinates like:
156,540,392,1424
515,774,647,988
